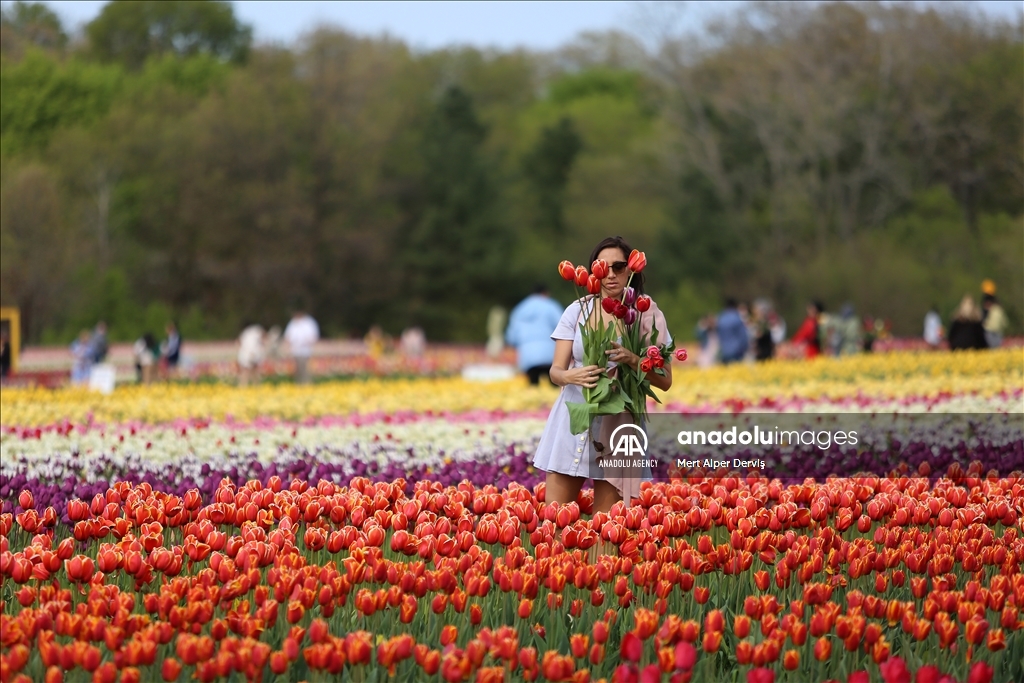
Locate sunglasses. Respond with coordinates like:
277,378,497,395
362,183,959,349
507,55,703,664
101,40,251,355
610,261,628,274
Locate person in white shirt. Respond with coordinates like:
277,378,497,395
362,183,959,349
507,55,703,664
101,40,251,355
237,324,265,386
923,307,943,348
284,310,319,384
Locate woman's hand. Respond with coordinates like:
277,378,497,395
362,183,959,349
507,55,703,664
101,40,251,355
605,342,640,370
566,365,604,388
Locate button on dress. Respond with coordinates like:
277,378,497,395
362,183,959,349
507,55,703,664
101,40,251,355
532,295,672,502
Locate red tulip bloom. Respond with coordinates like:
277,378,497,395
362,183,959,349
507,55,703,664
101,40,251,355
621,632,643,662
915,665,941,683
879,655,910,683
674,348,687,361
559,261,576,281
967,662,993,683
575,266,589,287
587,275,602,295
747,668,774,683
635,295,651,312
602,297,617,313
674,642,696,670
591,259,609,279
639,358,654,373
627,249,647,272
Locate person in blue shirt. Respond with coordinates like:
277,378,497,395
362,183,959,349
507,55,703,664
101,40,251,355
717,298,750,365
505,285,564,385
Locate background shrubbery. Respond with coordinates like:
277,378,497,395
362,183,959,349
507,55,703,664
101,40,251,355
1,1,1021,343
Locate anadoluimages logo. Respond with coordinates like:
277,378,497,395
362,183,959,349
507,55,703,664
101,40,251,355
610,423,648,458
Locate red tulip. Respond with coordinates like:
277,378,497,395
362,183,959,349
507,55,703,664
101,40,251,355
813,637,831,662
674,642,696,670
621,632,643,662
602,297,617,313
674,348,687,362
915,665,941,683
848,672,870,683
559,260,576,280
747,668,774,683
783,650,799,671
587,275,602,295
627,249,647,273
518,598,532,619
967,662,993,683
635,295,651,312
591,260,609,279
639,358,654,373
594,621,609,644
575,265,589,287
19,490,34,510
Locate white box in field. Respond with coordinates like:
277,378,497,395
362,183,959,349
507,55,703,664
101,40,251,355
88,364,117,394
461,364,517,382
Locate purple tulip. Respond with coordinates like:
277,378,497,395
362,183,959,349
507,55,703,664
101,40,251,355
623,286,636,307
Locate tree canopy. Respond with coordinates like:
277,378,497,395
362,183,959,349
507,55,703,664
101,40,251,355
1,2,1021,344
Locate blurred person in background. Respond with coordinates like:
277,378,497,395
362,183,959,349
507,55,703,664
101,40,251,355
717,298,749,365
505,284,563,386
365,325,386,360
237,323,265,386
486,306,507,359
161,321,181,378
70,329,93,385
133,332,158,383
792,301,824,359
947,296,987,351
284,309,319,384
769,309,786,346
837,303,862,356
0,331,10,377
923,306,943,349
90,322,108,363
400,326,426,358
981,292,1007,349
752,299,776,362
695,314,719,369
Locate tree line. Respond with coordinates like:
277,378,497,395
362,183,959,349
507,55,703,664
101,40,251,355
1,0,1021,344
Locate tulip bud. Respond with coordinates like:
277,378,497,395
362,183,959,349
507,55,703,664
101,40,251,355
635,295,651,312
18,490,34,510
575,266,589,287
559,260,576,281
623,287,636,307
591,260,609,279
587,275,601,295
627,249,647,273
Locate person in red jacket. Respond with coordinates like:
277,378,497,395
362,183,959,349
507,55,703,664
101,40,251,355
792,301,823,358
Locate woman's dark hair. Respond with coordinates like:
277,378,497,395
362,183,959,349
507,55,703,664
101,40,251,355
588,236,644,295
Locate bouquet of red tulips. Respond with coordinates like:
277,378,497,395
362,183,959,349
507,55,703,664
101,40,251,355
557,250,687,435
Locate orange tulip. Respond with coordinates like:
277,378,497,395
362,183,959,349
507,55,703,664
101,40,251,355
783,649,799,670
813,637,831,662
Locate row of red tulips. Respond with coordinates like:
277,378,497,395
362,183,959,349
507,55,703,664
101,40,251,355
2,467,1021,682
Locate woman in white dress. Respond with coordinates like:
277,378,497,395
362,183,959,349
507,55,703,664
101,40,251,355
532,236,673,514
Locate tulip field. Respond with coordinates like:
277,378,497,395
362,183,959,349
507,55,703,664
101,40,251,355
1,349,1022,683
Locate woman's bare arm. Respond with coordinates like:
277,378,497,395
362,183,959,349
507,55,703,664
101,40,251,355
549,339,602,388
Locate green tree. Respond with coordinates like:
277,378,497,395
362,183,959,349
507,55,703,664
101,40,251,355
403,86,512,339
0,1,67,56
86,0,252,69
523,117,582,234
0,52,123,156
